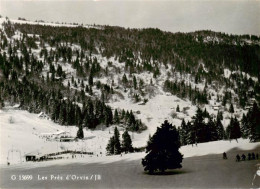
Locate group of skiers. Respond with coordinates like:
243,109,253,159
223,152,259,161
236,152,259,162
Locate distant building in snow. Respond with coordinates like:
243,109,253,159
25,152,37,161
210,101,221,111
25,151,46,161
213,106,219,111
38,112,50,120
40,131,71,140
60,137,75,142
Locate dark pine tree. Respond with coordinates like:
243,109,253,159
77,125,84,139
226,117,241,142
192,107,204,144
207,117,218,141
122,74,128,86
133,75,137,90
216,116,225,140
248,102,260,142
187,121,196,145
106,136,115,155
217,111,223,121
114,127,121,154
56,64,63,77
241,113,250,139
229,103,234,114
176,105,180,112
180,119,189,145
88,72,93,86
114,109,120,124
122,130,133,153
142,120,183,174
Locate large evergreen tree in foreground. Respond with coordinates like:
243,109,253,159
142,120,183,174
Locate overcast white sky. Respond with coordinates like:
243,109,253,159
0,0,259,35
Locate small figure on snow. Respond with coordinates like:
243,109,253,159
256,153,259,160
248,153,252,160
223,152,227,159
236,154,240,162
252,153,256,160
241,154,246,161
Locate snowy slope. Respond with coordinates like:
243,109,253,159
1,107,259,167
0,107,110,165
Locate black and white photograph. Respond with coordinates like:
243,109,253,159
0,0,260,188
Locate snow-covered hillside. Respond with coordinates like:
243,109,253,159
0,16,259,168
0,17,253,120
1,106,259,166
